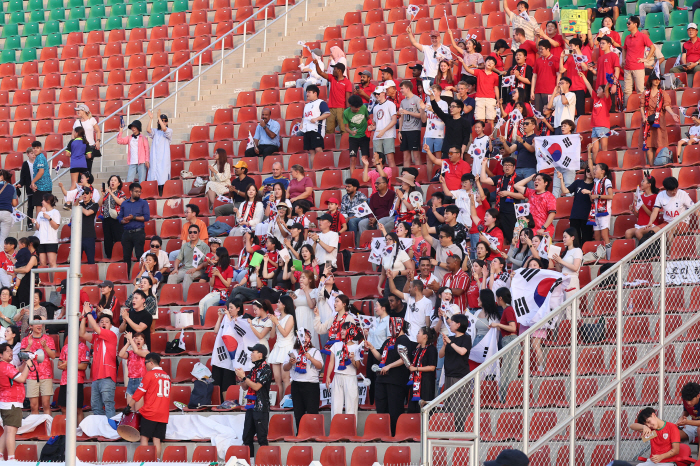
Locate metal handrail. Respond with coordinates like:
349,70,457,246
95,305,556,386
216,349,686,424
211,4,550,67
17,0,317,210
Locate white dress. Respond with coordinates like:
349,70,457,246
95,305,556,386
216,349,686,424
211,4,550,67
205,162,231,196
268,314,296,364
147,128,173,186
294,287,319,346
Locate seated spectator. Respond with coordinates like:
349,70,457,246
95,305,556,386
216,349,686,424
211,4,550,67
21,315,55,415
0,287,16,329
679,381,700,443
139,236,171,274
136,254,163,295
470,207,505,260
288,165,315,211
301,85,330,156
507,228,534,270
168,203,209,261
205,149,232,211
223,160,257,209
357,177,396,243
342,178,369,242
229,185,264,237
647,176,700,237
630,407,680,466
118,331,148,411
625,174,660,240
638,0,671,29
678,114,700,158
97,281,120,317
325,197,347,233
244,108,281,158
296,48,326,97
259,162,290,206
670,24,700,77
117,120,149,183
255,183,292,238
167,224,210,301
200,238,222,283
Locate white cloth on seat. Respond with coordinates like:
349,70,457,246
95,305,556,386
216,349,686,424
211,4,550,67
0,413,53,434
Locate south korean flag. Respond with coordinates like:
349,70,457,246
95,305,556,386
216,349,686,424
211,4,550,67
468,328,500,378
469,135,489,176
510,268,564,327
192,246,205,267
352,202,373,218
11,208,27,224
534,134,581,173
502,75,516,88
369,237,386,265
515,203,530,218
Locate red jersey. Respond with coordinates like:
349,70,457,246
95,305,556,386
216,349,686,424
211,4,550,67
0,360,24,403
213,265,234,291
549,34,565,58
328,75,352,109
466,276,480,310
684,38,700,64
637,193,661,226
21,334,55,380
474,69,499,99
595,51,620,89
441,269,469,311
131,367,171,424
534,54,559,94
0,251,15,273
623,31,652,71
357,82,376,104
563,55,586,91
649,421,680,457
91,327,118,382
469,199,490,235
60,342,90,385
444,160,471,191
520,40,538,68
525,188,556,237
591,94,612,129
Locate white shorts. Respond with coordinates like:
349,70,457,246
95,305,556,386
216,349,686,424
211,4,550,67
682,424,698,442
594,215,610,231
475,98,497,121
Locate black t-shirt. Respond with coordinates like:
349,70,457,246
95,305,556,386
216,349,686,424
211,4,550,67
126,309,153,349
389,306,406,319
489,174,523,215
515,134,537,169
506,64,533,103
415,344,438,402
567,179,595,220
427,206,446,239
377,334,415,386
450,222,467,247
444,333,472,379
231,175,256,203
80,201,99,238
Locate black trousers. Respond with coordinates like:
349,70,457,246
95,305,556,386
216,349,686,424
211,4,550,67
569,218,594,249
82,237,95,264
86,155,93,174
242,410,269,458
572,89,586,119
291,381,320,431
375,382,405,437
102,217,123,259
244,145,279,158
366,352,379,405
121,228,145,277
500,211,517,245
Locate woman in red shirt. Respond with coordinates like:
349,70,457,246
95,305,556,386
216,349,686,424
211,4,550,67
470,207,504,260
198,248,234,326
489,39,510,74
465,260,486,312
625,174,661,240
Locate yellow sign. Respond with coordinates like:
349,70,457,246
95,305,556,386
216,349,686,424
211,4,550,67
560,9,588,34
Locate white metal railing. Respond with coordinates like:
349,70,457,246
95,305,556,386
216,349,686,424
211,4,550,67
421,198,700,466
17,0,323,212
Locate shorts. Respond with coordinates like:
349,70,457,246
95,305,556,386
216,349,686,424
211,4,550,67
27,378,54,397
591,127,610,138
140,417,168,440
348,136,370,158
32,191,51,207
682,424,698,443
424,137,444,153
302,131,324,151
37,243,59,254
58,383,84,408
126,377,143,397
400,131,421,151
0,406,22,428
593,215,611,231
70,167,89,174
475,97,497,121
372,137,395,155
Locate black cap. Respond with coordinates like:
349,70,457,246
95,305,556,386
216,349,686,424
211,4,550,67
379,66,394,74
331,62,346,72
60,279,67,290
318,213,334,222
409,64,423,70
483,449,529,466
248,344,268,358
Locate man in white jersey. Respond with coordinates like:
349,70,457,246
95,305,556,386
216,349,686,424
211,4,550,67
420,83,448,177
301,84,330,155
385,277,432,342
646,176,698,236
368,86,397,168
414,256,440,305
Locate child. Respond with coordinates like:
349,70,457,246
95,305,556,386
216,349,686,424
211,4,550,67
118,331,148,411
201,238,222,282
678,381,700,443
629,407,680,466
117,120,150,183
461,56,500,126
503,102,527,144
677,114,700,158
64,126,91,192
552,119,578,198
325,197,347,233
536,105,555,136
0,237,16,288
11,238,30,296
581,72,611,163
57,335,90,423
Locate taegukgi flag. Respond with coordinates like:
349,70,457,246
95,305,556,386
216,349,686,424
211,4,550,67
534,134,581,173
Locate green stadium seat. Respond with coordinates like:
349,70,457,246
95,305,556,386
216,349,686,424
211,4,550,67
105,15,123,29
559,0,575,7
18,47,37,63
636,0,654,14
46,32,63,46
85,17,103,30
25,34,43,48
172,0,189,12
88,0,104,5
111,3,127,15
49,7,66,20
643,12,664,29
591,17,602,34
0,50,16,64
63,18,81,32
152,0,168,13
671,26,689,41
107,0,124,5
130,2,147,15
646,26,665,43
147,12,165,27
69,0,85,6
90,5,106,17
662,41,682,58
27,0,44,10
669,10,688,27
2,24,19,38
10,11,27,24
29,9,46,22
615,15,629,31
694,8,700,25
8,0,24,12
69,6,86,19
48,0,65,8
5,36,22,50
21,22,41,36
620,29,631,44
126,14,143,28
42,20,61,34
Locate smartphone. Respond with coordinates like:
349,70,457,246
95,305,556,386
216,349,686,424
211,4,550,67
325,260,332,270
120,116,125,127
102,182,106,192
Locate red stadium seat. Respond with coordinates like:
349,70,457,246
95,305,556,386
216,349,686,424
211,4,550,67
383,446,412,466
225,446,251,463
192,446,217,463
387,413,420,442
318,414,357,441
15,445,38,462
320,446,347,466
285,414,325,441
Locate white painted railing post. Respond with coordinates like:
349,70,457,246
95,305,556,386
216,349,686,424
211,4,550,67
100,121,104,172
659,231,667,420
569,299,578,466
614,266,623,459
151,86,155,111
305,0,308,21
197,54,202,101
242,22,247,68
174,69,179,118
523,337,530,454
264,7,268,51
285,0,288,36
220,35,225,84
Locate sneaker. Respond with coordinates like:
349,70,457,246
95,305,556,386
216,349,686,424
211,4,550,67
26,218,33,230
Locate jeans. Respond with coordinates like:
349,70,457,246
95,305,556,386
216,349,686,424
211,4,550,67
515,168,536,189
82,238,96,264
0,211,12,249
358,216,395,247
121,228,145,278
91,377,116,419
233,269,248,284
639,1,670,28
167,268,197,301
244,145,279,158
169,250,180,262
127,163,148,183
199,291,222,325
102,217,123,259
469,232,480,259
347,217,362,247
552,169,576,198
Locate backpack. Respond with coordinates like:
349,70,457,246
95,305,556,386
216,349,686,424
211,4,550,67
208,221,232,237
188,378,215,409
165,339,185,354
40,435,66,462
653,147,672,166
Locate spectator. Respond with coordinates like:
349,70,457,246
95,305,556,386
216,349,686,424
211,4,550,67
219,160,256,209
453,37,486,87
21,315,55,414
623,17,655,107
537,21,564,58
0,288,16,329
406,326,437,412
551,227,583,312
504,0,537,41
426,145,471,193
508,50,534,105
670,24,700,77
248,299,274,350
119,288,154,349
472,206,505,260
630,407,680,465
301,84,330,155
362,152,393,195
146,111,171,195
244,108,281,158
421,84,448,175
678,114,700,158
309,214,340,271
589,0,621,23
179,204,209,249
583,155,614,247
490,39,511,74
507,228,535,270
237,344,272,460
228,185,264,237
284,328,323,430
118,331,148,411
639,73,680,166
288,165,314,211
536,105,556,136
455,82,476,129
55,328,89,424
439,314,471,431
490,288,519,399
393,173,423,223
100,175,126,260
136,253,162,296
352,70,376,105
34,194,60,271
434,60,459,98
427,96,471,157
268,295,296,394
357,177,396,240
212,302,241,397
0,342,34,461
343,95,371,170
16,292,46,340
76,187,98,264
259,162,289,205
12,236,39,309
315,62,351,134
485,256,511,293
593,36,620,107
205,149,232,211
0,170,15,248
138,236,170,275
414,256,439,302
486,449,530,466
326,322,362,420
296,48,326,97
118,183,150,277
0,237,14,289
257,183,292,237
461,56,500,126
678,381,700,443
531,41,559,112
291,269,317,338
501,118,538,189
370,86,398,168
581,73,612,162
559,166,596,245
559,38,589,118
73,103,101,173
625,175,662,240
97,281,120,317
387,293,405,318
118,120,149,183
548,77,576,135
198,248,233,326
420,221,463,281
513,28,538,68
379,232,416,299
647,176,698,236
515,173,556,238
468,288,500,370
639,0,671,28
29,142,52,222
59,171,100,210
326,46,348,77
406,28,441,81
398,81,423,168
341,178,368,244
407,64,426,100
409,224,432,271
167,224,210,301
439,255,469,311
17,146,37,228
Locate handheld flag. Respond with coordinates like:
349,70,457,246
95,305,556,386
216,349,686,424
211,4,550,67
352,202,373,218
441,160,450,174
653,60,660,78
502,75,516,88
407,4,420,19
216,195,233,204
573,54,589,64
11,208,27,224
533,109,544,119
192,246,205,267
534,134,581,173
515,203,530,218
178,328,186,351
246,131,255,149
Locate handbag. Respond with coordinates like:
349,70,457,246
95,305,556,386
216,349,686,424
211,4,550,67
105,192,118,219
78,119,102,157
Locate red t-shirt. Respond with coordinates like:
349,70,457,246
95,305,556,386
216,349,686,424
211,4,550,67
92,327,118,382
213,265,234,291
60,342,90,385
131,367,171,424
623,31,653,71
328,75,351,109
637,193,660,226
0,360,24,403
21,334,55,380
649,421,680,457
685,38,700,64
474,69,499,99
549,34,565,58
480,226,504,259
469,199,490,235
591,94,612,128
521,40,538,68
441,269,470,312
358,82,376,104
0,252,15,273
595,51,620,89
563,56,586,92
466,277,480,310
127,351,146,379
524,188,556,237
444,160,471,191
500,306,519,336
534,55,559,94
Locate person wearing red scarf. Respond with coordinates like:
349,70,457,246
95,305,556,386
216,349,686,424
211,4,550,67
283,328,323,431
327,322,363,421
407,326,438,413
364,317,415,436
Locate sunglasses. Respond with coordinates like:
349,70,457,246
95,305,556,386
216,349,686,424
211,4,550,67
150,244,160,248
188,230,198,234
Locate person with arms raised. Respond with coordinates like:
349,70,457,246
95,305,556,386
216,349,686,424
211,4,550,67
79,306,118,421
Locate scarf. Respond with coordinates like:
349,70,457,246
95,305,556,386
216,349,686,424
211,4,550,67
513,64,528,90
329,211,342,232
245,360,268,409
587,177,609,225
321,312,344,356
495,175,516,209
407,345,428,401
240,201,256,224
295,329,313,373
338,324,360,370
538,115,554,136
642,89,664,152
379,317,404,367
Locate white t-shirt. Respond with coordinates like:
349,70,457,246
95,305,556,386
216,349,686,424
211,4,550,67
553,92,576,127
425,98,448,139
689,125,700,139
450,189,473,228
128,137,139,165
381,249,411,274
655,189,694,224
290,347,323,383
302,98,331,135
315,231,339,268
74,117,98,145
421,45,440,78
36,209,61,244
403,293,432,342
593,178,613,214
252,316,274,349
560,247,583,275
330,341,361,376
372,100,397,140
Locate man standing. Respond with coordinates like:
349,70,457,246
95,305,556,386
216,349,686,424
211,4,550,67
481,158,524,244
0,343,33,461
168,203,209,261
20,316,55,415
504,1,537,42
414,256,440,304
513,28,538,68
559,38,588,117
594,36,620,108
407,64,425,100
357,177,396,241
309,214,339,270
428,96,471,157
341,178,368,245
461,57,500,126
244,108,281,158
119,290,153,350
501,118,538,190
548,77,576,135
398,81,422,168
420,83,448,176
623,16,655,107
440,255,469,311
385,278,432,342
76,186,99,264
369,87,398,168
419,222,463,282
167,224,210,301
315,61,352,134
229,160,256,204
671,24,700,79
118,183,150,277
79,307,118,420
406,29,441,81
352,70,376,104
531,41,559,112
343,95,371,168
237,344,273,459
301,84,331,155
129,353,171,461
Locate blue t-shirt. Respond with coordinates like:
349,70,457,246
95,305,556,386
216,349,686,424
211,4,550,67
253,120,281,147
66,138,90,169
14,248,31,269
567,179,595,220
33,153,53,192
0,181,17,213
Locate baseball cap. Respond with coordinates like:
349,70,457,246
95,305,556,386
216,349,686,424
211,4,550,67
248,343,268,358
483,449,529,466
331,62,346,72
75,103,90,112
233,160,248,169
409,64,423,70
318,213,334,222
209,237,222,245
428,30,439,37
325,197,340,205
379,66,394,73
373,86,387,94
689,23,698,30
358,70,372,77
99,280,114,288
384,79,396,88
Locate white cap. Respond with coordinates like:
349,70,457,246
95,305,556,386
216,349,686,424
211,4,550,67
689,23,698,30
383,79,396,88
373,86,387,94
